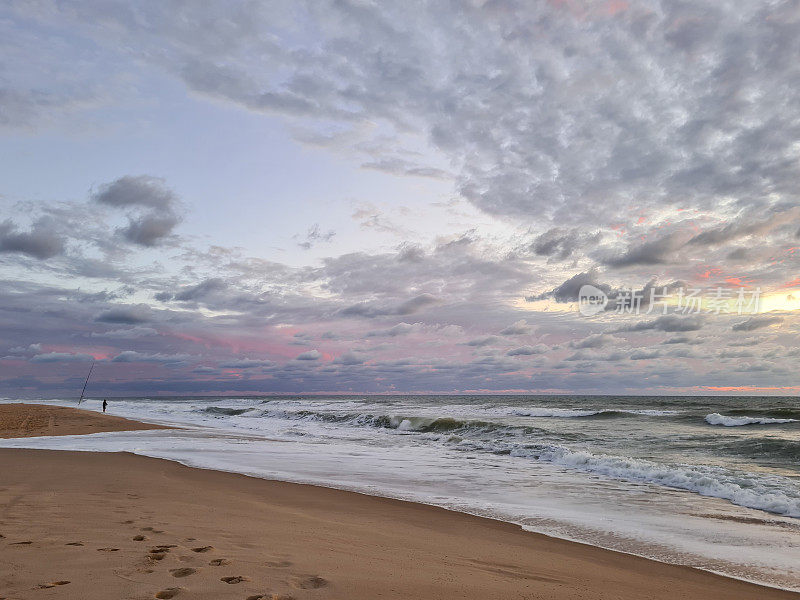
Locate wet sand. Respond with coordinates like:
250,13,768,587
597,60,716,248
0,405,797,599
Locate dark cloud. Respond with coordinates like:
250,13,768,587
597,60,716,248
92,175,176,210
174,278,227,302
531,270,611,303
619,314,705,332
367,322,418,337
340,294,440,318
121,212,181,247
397,293,439,315
602,232,690,268
630,349,661,360
95,305,152,324
0,219,64,259
92,175,182,247
732,315,784,331
689,208,800,246
218,359,274,369
334,351,366,365
532,228,602,261
570,334,618,349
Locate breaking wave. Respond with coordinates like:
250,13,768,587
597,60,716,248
705,413,798,427
501,443,800,517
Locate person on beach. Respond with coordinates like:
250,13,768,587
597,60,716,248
102,399,107,413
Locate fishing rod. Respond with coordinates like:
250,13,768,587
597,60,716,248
78,361,95,405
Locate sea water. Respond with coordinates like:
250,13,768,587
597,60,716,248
2,395,799,590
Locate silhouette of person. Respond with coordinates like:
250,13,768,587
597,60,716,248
102,399,107,413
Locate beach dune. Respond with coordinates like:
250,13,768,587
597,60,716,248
0,404,796,599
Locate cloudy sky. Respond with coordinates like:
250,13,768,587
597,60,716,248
2,0,800,397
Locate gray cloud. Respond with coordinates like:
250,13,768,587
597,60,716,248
506,344,548,356
219,359,274,369
467,335,501,347
334,351,366,365
92,175,182,246
91,326,158,339
96,305,152,324
619,314,705,332
602,232,690,268
732,315,784,331
174,278,227,302
0,219,65,259
570,334,618,349
499,320,531,336
367,322,418,337
30,352,93,363
532,270,611,303
297,223,336,250
340,293,440,319
111,351,191,365
122,213,181,247
92,175,176,210
532,228,602,261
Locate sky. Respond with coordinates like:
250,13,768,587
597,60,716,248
2,0,800,397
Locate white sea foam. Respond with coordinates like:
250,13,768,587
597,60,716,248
705,413,798,427
508,444,800,518
511,407,678,418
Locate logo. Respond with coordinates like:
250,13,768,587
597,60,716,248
578,285,608,316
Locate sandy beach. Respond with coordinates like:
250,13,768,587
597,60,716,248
0,404,796,600
0,403,170,438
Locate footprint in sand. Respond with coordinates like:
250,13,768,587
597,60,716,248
247,596,295,600
149,553,167,561
98,547,120,552
65,542,84,546
289,575,328,590
37,581,70,589
191,545,213,553
154,588,182,599
133,535,147,541
11,541,33,545
209,558,230,566
220,575,249,584
169,568,197,578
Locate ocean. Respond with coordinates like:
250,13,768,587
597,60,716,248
2,394,799,590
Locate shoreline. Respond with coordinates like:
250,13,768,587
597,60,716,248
2,447,798,599
1,402,798,598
